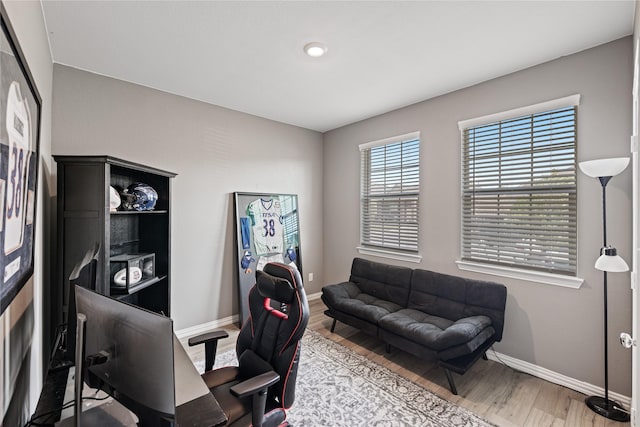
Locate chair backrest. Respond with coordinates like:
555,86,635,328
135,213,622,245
236,262,309,409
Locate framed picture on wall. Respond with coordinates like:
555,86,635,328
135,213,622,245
0,4,42,315
233,192,302,326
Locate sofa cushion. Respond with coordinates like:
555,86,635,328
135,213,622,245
378,308,493,352
349,258,413,308
322,282,403,324
408,269,507,340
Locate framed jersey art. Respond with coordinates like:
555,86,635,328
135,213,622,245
233,192,302,325
0,6,41,315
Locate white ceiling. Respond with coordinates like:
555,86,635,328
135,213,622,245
41,1,635,132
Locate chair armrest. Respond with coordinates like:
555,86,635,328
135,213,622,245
230,371,280,427
230,371,280,399
188,330,229,347
187,330,230,372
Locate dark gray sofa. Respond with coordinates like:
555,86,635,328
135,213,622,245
322,258,507,395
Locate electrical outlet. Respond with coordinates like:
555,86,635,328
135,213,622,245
308,272,314,282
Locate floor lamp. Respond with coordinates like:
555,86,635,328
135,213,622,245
579,157,630,422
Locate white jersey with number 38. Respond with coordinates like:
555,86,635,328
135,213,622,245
4,81,32,255
247,198,284,256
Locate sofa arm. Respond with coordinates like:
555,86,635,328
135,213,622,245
434,316,492,349
322,282,362,305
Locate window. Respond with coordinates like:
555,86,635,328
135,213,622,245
279,195,299,248
460,96,578,277
359,132,420,255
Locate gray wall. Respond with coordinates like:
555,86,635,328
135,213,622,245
1,0,54,422
51,65,324,330
323,37,634,395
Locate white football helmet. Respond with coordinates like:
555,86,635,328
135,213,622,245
109,186,121,211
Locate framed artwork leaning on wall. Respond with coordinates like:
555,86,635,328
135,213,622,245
233,192,302,326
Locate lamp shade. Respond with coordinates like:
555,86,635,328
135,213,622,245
579,157,629,178
595,246,629,272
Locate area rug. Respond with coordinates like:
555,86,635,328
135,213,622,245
193,329,493,427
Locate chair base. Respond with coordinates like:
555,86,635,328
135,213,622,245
585,396,630,422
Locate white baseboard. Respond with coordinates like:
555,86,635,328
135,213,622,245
486,350,631,408
175,314,239,340
307,291,322,301
176,293,321,340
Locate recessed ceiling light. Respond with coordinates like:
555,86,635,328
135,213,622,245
304,42,328,58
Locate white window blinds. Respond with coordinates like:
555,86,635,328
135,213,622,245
360,133,420,252
461,103,577,275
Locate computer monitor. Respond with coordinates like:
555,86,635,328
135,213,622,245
74,285,176,426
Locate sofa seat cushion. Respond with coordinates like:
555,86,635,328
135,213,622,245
378,309,494,352
408,269,507,341
322,282,404,324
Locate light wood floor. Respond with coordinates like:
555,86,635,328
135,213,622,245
183,298,629,427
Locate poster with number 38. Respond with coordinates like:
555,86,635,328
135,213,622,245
0,10,41,315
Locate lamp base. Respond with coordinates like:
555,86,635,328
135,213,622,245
585,396,630,422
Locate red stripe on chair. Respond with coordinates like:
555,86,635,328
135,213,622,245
263,298,289,320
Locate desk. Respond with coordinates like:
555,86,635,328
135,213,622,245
173,334,227,426
33,334,227,427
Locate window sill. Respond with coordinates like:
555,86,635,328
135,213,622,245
356,246,422,264
455,260,584,289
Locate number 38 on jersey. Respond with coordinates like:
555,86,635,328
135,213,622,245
4,81,33,256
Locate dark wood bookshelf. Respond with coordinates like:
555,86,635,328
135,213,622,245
54,155,176,320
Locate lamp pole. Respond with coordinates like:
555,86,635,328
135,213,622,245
599,176,610,408
584,176,630,422
579,157,630,421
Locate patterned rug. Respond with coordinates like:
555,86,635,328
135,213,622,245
192,329,493,427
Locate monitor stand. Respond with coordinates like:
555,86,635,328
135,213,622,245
55,313,137,427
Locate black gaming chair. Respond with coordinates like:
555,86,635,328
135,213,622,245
189,262,309,427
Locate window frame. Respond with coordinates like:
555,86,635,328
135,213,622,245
357,131,422,263
457,95,584,288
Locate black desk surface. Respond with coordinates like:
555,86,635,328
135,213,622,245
32,335,227,427
172,334,227,426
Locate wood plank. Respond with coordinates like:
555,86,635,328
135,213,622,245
493,372,541,425
533,379,585,421
523,408,565,427
565,398,606,427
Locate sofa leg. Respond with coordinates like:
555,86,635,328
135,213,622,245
443,368,458,395
330,319,337,333
386,344,391,354
482,352,488,361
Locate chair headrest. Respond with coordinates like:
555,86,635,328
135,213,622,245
256,270,295,303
